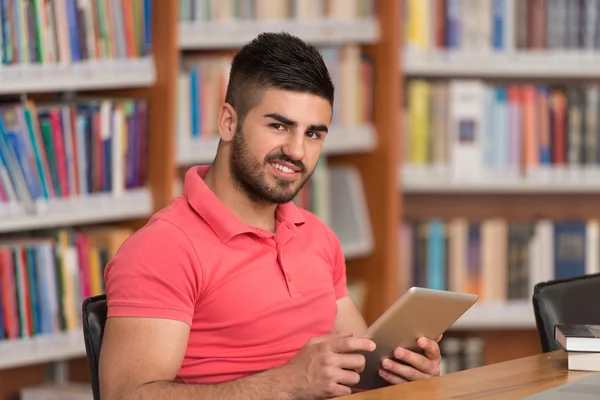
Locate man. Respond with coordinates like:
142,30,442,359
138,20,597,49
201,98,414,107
99,32,442,400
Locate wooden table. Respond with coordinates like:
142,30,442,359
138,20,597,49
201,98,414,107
344,350,596,399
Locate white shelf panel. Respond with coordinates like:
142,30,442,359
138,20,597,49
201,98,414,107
403,50,600,78
0,331,85,370
0,57,156,94
322,124,377,155
177,124,377,166
177,136,220,166
341,239,374,259
179,18,379,49
0,188,153,234
400,166,600,194
450,300,536,330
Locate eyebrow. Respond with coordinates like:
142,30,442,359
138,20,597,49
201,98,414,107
264,113,328,133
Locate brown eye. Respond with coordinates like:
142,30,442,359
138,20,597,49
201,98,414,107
270,123,285,130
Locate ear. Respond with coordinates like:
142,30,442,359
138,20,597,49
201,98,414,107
218,103,237,142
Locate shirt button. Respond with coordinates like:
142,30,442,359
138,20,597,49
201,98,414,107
286,274,292,282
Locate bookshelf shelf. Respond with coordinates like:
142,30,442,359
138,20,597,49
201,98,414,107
179,18,380,50
0,188,153,234
450,301,536,330
400,167,600,194
0,331,85,371
403,50,600,78
341,239,374,259
177,124,377,166
0,57,156,94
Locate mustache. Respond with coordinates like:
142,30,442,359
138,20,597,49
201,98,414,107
265,153,306,173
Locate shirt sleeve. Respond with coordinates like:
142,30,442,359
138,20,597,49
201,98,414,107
104,219,202,326
326,226,349,300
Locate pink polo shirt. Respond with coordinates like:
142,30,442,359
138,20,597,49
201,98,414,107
104,165,349,383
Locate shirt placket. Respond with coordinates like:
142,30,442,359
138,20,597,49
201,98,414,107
276,223,301,298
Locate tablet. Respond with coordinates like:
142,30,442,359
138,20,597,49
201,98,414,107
353,287,478,390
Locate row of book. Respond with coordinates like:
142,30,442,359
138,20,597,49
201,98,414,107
398,218,600,303
404,80,600,181
404,0,600,53
179,0,375,22
1,0,153,67
177,46,373,141
440,336,485,374
0,226,132,342
0,97,148,216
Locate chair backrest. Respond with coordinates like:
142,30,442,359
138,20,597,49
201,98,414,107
82,294,108,400
532,273,600,353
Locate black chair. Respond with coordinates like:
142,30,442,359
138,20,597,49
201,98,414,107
532,273,600,353
82,294,108,400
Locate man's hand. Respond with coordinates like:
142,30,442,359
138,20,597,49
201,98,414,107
378,335,443,385
280,332,376,399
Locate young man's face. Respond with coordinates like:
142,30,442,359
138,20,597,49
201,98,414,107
229,88,332,205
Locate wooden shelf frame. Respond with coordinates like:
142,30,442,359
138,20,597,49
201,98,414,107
337,0,401,325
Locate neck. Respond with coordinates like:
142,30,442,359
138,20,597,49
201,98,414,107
204,156,278,232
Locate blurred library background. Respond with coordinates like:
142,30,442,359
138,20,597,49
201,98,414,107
0,0,595,398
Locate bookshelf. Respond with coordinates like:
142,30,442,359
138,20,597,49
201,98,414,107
450,301,536,331
401,169,600,194
403,51,600,78
179,18,380,49
0,331,85,371
0,188,152,234
398,0,600,368
0,1,178,399
0,57,156,94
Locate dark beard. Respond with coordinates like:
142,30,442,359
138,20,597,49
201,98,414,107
229,126,313,204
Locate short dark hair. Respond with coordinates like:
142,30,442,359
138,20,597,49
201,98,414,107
224,32,334,123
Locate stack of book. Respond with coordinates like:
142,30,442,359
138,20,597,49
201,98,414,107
555,324,600,371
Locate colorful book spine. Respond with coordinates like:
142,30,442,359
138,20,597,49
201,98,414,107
177,46,373,142
0,226,133,341
0,97,149,214
0,0,153,66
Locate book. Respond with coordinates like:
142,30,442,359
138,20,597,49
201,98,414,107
567,351,600,372
555,324,600,352
399,218,600,302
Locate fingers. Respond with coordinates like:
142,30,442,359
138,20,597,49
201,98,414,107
390,340,442,378
333,368,361,387
336,353,367,373
326,383,353,398
378,367,408,385
417,337,442,366
308,331,353,346
380,357,431,382
328,336,376,354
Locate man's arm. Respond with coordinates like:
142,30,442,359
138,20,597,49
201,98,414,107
99,317,296,400
334,295,368,337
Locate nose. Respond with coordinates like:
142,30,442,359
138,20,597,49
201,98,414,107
282,131,305,161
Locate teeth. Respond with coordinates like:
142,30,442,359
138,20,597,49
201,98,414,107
272,163,294,173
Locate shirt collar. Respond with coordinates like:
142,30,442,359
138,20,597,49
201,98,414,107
183,165,305,243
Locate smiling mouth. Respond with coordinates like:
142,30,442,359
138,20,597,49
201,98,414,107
268,161,302,179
